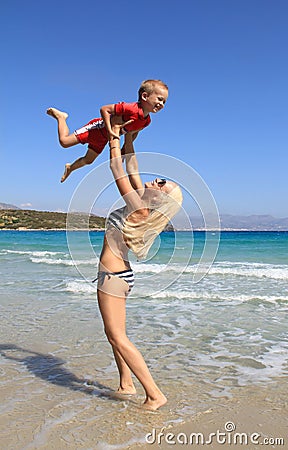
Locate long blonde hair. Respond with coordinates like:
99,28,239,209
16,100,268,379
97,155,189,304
122,185,183,260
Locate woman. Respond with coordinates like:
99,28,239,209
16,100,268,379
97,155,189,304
97,124,182,410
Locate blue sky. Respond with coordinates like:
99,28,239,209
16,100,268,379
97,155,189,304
1,0,287,217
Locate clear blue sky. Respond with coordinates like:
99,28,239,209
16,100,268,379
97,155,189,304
1,0,287,217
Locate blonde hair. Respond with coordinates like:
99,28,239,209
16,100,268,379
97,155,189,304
123,185,183,260
138,79,169,101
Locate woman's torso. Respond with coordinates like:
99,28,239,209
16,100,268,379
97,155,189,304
99,207,130,272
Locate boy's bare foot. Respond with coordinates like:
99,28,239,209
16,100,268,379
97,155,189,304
142,393,167,411
46,107,68,120
61,164,71,183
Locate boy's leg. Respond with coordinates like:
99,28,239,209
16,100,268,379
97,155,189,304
46,107,79,148
61,147,98,183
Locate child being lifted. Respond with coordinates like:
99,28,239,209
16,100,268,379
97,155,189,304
47,79,168,182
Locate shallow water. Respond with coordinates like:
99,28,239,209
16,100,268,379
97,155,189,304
0,231,287,448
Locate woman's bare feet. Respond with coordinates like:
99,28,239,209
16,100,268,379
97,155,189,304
143,393,167,411
46,107,68,120
61,164,71,183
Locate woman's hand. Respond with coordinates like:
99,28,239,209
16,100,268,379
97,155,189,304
109,118,134,142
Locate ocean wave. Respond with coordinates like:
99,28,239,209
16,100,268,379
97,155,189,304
207,262,288,280
150,290,288,304
210,342,288,385
65,280,97,294
63,279,288,304
3,249,63,256
2,250,97,266
133,261,288,281
4,248,288,281
30,257,97,266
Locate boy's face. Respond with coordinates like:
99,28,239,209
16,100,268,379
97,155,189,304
141,86,168,114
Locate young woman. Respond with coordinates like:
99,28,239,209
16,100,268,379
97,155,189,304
97,124,182,410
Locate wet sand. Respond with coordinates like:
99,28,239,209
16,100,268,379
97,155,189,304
127,385,287,449
0,293,287,449
1,368,286,450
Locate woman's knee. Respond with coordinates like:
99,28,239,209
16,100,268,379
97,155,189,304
104,328,126,349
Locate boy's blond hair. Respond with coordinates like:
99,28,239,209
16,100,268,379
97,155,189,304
123,185,182,260
138,79,169,101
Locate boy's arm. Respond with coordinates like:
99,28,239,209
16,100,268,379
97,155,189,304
101,104,134,140
100,104,120,140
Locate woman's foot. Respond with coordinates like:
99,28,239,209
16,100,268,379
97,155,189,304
46,107,68,120
117,384,137,395
143,393,167,411
61,163,71,182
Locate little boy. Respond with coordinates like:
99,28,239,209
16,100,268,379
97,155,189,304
47,79,168,182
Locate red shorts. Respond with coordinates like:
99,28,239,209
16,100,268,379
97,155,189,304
74,118,108,154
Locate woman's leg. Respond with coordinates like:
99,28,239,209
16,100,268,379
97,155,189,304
112,347,136,394
97,288,167,410
46,107,79,148
61,147,98,182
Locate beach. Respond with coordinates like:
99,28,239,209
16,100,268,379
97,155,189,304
0,230,287,449
131,386,287,449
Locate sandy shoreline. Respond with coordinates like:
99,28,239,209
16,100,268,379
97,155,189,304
1,376,286,449
0,293,287,450
127,385,287,449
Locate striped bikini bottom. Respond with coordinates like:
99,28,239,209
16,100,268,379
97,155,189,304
93,269,135,297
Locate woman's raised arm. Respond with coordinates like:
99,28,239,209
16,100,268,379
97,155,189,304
123,132,144,194
109,125,146,214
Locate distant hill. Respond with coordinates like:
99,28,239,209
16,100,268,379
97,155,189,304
220,214,288,231
190,214,288,231
0,209,105,230
0,202,21,210
1,205,287,231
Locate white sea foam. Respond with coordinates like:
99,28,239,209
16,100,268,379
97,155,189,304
210,342,288,385
207,262,288,280
31,257,74,265
150,290,288,304
63,279,288,304
8,247,287,281
133,261,288,280
32,260,288,281
3,249,97,267
4,249,63,256
65,280,97,295
132,263,164,274
30,257,96,266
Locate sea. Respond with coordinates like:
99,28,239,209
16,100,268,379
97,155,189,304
0,230,287,448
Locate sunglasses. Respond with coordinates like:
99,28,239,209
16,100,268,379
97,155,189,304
156,178,167,187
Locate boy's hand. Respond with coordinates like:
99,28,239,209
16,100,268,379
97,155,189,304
109,119,134,141
108,130,122,140
101,104,133,140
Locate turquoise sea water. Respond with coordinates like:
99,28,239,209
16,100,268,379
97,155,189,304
0,230,287,446
1,231,288,377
